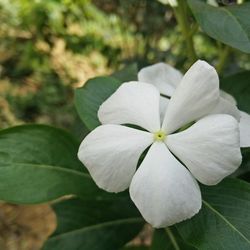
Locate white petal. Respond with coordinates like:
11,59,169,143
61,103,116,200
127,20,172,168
160,96,170,123
220,90,237,105
98,82,161,132
240,111,250,148
78,124,153,192
162,60,220,134
138,63,183,97
210,96,240,121
130,142,201,228
167,114,242,185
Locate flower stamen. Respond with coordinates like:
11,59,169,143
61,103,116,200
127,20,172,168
154,130,166,142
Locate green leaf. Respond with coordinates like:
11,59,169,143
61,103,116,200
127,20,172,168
221,71,250,178
74,76,121,130
176,178,250,250
151,229,173,250
221,71,250,113
240,148,250,178
112,63,138,82
232,148,250,178
43,197,144,250
0,125,105,204
150,229,196,250
188,0,250,53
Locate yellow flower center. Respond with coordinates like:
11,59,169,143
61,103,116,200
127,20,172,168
154,130,166,142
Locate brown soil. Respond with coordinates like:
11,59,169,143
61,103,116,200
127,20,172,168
0,203,56,250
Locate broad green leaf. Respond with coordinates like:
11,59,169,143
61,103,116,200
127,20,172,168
188,0,250,53
0,125,106,204
112,63,138,82
74,76,121,130
221,71,250,113
0,124,82,171
150,229,196,250
176,178,250,250
43,197,144,250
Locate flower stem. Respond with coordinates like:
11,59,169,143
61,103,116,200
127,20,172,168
216,45,231,74
174,0,197,65
165,227,180,250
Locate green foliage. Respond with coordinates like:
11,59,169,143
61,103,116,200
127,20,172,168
150,230,174,250
176,178,250,250
188,0,250,53
221,71,250,113
238,148,250,181
74,64,138,130
112,63,138,82
0,125,107,204
150,229,195,250
74,76,121,130
42,197,144,250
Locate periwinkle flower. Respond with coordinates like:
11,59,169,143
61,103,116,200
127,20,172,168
78,60,242,228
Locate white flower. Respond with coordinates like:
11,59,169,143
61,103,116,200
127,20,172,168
78,60,242,228
139,61,250,148
157,0,178,7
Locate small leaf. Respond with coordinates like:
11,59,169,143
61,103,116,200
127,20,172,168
176,178,250,250
43,197,144,250
0,125,106,204
74,76,121,130
188,0,250,53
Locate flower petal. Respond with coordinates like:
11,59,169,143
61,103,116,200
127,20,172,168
239,111,250,148
167,114,242,185
78,124,153,192
98,82,161,132
138,63,183,97
220,90,237,105
129,142,201,228
162,60,220,134
159,96,170,123
210,96,240,121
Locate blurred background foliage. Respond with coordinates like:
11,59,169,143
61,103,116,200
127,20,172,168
1,0,249,133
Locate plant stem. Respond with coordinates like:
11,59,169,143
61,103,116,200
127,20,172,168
165,227,180,250
216,45,231,74
174,0,197,65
